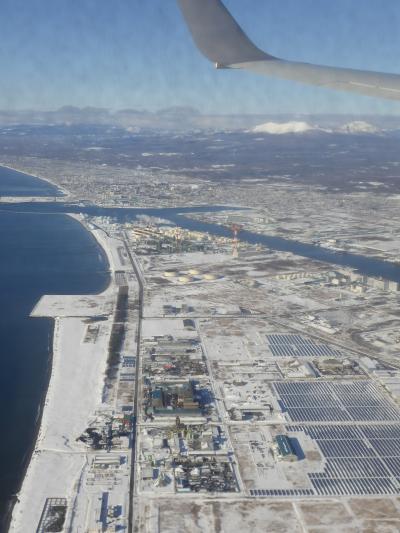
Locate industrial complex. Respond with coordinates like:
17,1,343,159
7,179,400,531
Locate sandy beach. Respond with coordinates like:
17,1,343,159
8,218,136,532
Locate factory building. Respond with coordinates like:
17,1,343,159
150,381,203,416
274,435,298,462
183,319,196,331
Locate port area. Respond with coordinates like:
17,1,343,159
9,218,139,533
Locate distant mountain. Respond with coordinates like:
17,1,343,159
339,121,381,134
252,121,317,135
250,119,390,136
0,107,400,134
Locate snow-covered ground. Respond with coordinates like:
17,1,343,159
9,224,131,532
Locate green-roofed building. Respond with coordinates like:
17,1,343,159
274,435,298,462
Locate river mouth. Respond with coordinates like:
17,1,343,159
2,201,400,283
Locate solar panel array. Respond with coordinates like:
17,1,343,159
250,488,314,498
267,334,343,358
274,381,400,423
288,424,400,496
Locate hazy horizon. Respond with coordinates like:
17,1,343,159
1,0,400,115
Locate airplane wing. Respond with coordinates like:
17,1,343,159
177,0,400,101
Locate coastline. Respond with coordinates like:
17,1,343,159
1,323,54,533
68,213,116,276
5,319,57,533
0,163,69,197
4,214,111,532
8,215,117,532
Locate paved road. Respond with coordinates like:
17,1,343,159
123,237,144,533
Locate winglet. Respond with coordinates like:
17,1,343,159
177,0,274,66
177,0,400,101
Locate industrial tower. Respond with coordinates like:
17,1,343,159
231,224,242,258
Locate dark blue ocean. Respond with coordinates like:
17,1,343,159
0,170,109,531
0,166,61,197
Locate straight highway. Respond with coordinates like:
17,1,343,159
123,235,144,533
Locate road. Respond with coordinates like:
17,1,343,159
123,235,144,533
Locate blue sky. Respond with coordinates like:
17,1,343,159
1,0,400,114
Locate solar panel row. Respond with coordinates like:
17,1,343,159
281,394,340,408
287,407,351,422
311,477,397,496
270,345,341,357
288,424,363,440
383,457,400,477
249,489,314,497
317,439,376,458
329,381,379,395
322,457,390,478
339,395,386,407
363,425,400,439
275,381,333,395
347,406,400,421
275,380,381,397
268,335,309,345
289,424,400,443
370,439,400,457
267,334,342,358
